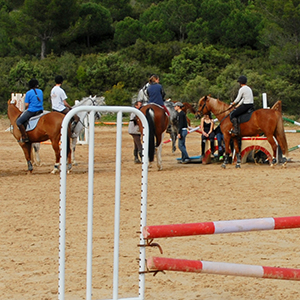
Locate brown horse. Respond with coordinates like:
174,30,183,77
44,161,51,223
138,103,169,170
196,96,288,168
7,99,72,173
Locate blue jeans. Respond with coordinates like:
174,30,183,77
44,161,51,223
178,129,189,161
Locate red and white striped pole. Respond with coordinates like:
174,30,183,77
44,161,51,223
143,216,300,239
147,257,300,281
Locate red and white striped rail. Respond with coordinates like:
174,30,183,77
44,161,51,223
143,216,300,239
147,257,300,281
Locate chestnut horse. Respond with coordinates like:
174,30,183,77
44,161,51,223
138,103,169,170
196,96,288,168
7,99,72,173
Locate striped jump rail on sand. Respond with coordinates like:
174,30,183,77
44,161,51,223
147,257,300,281
143,216,300,239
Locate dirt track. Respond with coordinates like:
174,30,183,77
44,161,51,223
1,116,300,300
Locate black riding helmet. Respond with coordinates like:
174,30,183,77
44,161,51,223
237,75,247,84
55,75,64,84
28,79,39,89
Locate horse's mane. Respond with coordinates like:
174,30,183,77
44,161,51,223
203,96,231,116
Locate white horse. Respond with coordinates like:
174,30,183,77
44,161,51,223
32,95,105,166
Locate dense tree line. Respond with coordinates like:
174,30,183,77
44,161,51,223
0,0,300,116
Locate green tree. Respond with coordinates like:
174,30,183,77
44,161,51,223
114,17,142,47
72,2,113,49
259,0,300,65
16,0,79,59
97,0,133,21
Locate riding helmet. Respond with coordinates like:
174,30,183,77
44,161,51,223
55,75,64,84
237,75,247,84
28,79,39,89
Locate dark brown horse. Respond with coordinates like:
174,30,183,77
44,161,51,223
7,99,72,173
196,96,288,168
138,103,169,170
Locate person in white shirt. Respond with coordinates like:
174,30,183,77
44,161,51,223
51,75,79,128
228,75,254,135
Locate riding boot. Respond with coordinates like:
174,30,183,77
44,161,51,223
18,124,29,143
230,118,239,136
134,149,141,164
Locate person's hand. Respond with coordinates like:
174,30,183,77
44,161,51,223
177,134,181,139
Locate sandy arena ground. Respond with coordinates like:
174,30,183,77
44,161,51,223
0,116,300,300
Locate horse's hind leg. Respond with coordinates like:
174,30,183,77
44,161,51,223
266,135,278,167
71,137,77,165
32,143,41,166
50,137,61,174
156,144,163,171
156,133,164,171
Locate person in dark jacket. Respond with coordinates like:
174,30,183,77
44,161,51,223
146,74,170,116
174,102,190,163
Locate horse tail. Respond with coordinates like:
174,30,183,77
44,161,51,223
275,112,288,156
146,108,155,162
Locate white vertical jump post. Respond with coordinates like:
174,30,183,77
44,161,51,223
262,93,268,109
59,106,149,300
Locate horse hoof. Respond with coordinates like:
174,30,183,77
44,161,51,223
236,164,241,169
221,164,226,169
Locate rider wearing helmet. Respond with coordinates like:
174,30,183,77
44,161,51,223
16,79,44,143
228,75,254,135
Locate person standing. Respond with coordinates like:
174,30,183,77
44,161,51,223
146,74,170,116
228,75,254,135
16,79,44,143
201,112,215,158
128,100,143,163
174,102,190,164
50,75,79,129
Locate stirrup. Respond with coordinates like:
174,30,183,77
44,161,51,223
18,137,30,143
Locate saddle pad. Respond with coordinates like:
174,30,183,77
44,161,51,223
26,111,51,131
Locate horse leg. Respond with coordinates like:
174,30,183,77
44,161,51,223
71,137,77,165
21,143,33,173
156,133,164,171
266,135,278,167
233,138,241,169
221,135,231,169
50,137,61,174
170,131,177,153
32,143,41,166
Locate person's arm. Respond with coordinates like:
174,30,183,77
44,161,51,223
208,120,214,134
63,99,72,109
25,102,29,109
177,111,182,138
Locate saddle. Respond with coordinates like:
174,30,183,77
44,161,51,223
235,107,255,124
24,111,50,131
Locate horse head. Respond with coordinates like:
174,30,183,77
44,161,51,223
196,95,210,119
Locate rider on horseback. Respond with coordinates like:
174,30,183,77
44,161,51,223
146,74,170,116
16,79,44,143
51,75,80,131
228,75,254,136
